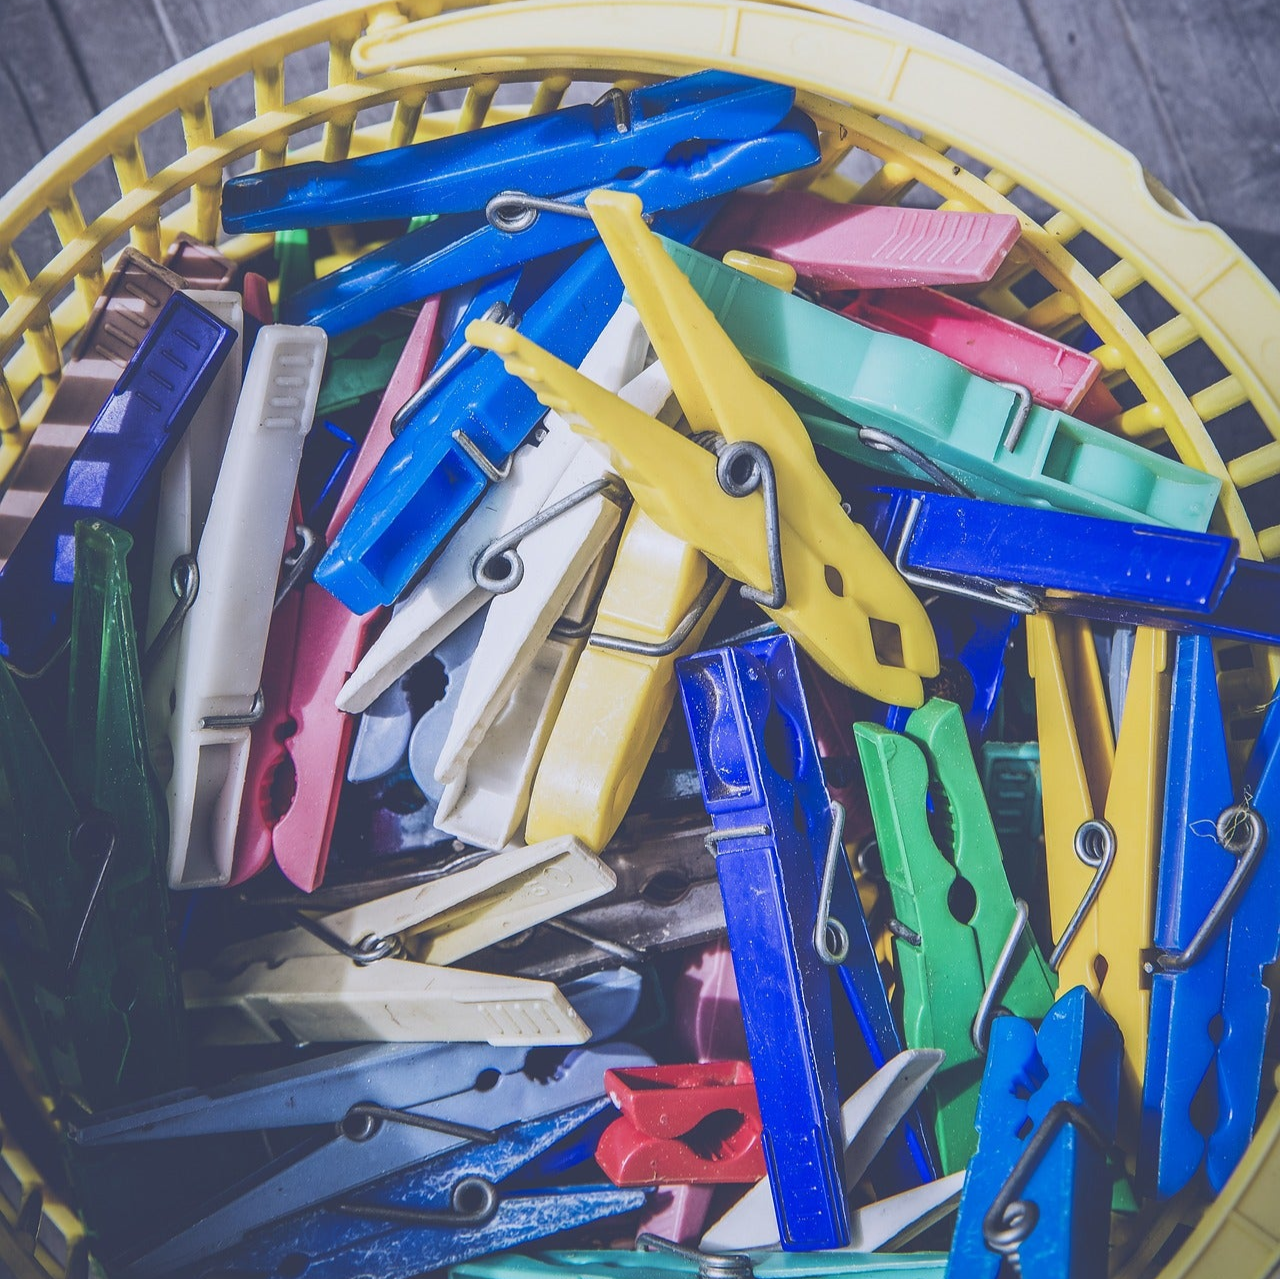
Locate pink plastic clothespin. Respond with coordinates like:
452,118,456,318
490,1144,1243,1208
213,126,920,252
242,272,275,328
840,287,1121,422
230,297,443,890
699,189,1020,291
640,942,751,1244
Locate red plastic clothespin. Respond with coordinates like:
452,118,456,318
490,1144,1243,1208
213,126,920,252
700,189,1020,291
595,1062,766,1186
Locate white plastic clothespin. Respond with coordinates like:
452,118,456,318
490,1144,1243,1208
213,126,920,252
143,291,244,769
432,359,675,799
164,325,327,890
183,928,591,1047
312,834,617,966
336,301,650,715
701,1050,964,1253
432,545,614,849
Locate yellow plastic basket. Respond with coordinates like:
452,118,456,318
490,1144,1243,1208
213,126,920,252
0,2,1278,1275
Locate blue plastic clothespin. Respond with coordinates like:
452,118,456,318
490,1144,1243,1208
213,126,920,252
223,71,796,229
89,977,647,1277
1141,633,1280,1197
0,294,235,673
848,486,1280,646
945,987,1122,1279
203,1098,646,1279
676,634,932,1249
313,245,624,613
221,72,816,335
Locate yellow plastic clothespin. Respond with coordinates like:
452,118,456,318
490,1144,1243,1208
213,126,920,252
525,505,729,851
1027,613,1171,1125
467,188,938,706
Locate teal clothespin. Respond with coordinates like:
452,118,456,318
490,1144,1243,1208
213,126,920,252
0,520,185,1111
854,700,1056,1174
452,1245,948,1279
661,239,1220,532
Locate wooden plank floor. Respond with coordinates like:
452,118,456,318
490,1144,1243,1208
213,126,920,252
0,0,1277,280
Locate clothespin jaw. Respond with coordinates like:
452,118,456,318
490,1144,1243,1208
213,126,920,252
945,987,1122,1279
1142,633,1280,1196
596,1061,765,1185
469,189,938,705
1027,615,1170,1117
854,700,1055,1174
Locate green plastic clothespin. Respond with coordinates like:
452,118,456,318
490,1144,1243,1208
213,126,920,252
315,312,414,418
0,520,185,1111
661,239,1220,532
853,699,1056,1174
273,228,314,318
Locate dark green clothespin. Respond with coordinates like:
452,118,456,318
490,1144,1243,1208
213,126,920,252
315,312,413,419
0,520,185,1111
854,699,1055,1174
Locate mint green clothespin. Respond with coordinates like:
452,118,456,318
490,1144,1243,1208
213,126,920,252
662,239,1220,532
854,700,1056,1174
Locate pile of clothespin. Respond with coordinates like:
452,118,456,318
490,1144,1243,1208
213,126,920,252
0,68,1275,1279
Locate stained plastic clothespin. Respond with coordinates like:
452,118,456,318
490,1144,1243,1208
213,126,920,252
1141,634,1280,1196
836,287,1118,420
851,486,1280,645
231,297,441,890
596,1062,765,1186
181,926,592,1047
702,1052,964,1255
222,71,818,334
471,189,938,705
700,191,1019,290
0,521,184,1110
854,699,1056,1173
945,987,1122,1279
316,246,627,613
0,293,235,673
102,1038,652,1279
163,234,236,290
677,632,932,1249
661,238,1221,531
472,817,727,982
307,834,617,966
160,324,326,889
1026,614,1170,1115
0,249,182,556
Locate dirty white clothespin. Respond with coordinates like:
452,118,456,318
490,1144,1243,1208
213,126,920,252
337,301,650,714
312,833,617,966
183,928,590,1047
163,325,326,889
701,1050,961,1253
